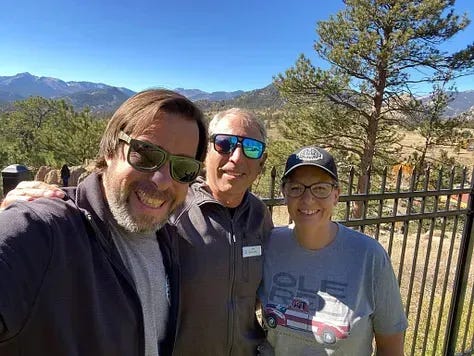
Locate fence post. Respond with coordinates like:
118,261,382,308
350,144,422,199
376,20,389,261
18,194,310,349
269,166,276,215
444,170,474,356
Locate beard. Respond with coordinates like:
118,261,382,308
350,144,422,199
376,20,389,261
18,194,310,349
108,196,167,234
103,173,174,234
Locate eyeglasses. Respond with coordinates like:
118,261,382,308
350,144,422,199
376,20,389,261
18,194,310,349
118,131,202,183
283,182,338,199
211,134,265,159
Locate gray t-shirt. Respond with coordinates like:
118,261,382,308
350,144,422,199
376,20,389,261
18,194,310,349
110,223,170,356
259,223,408,356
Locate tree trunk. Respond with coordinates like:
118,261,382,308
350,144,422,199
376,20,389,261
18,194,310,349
353,113,379,218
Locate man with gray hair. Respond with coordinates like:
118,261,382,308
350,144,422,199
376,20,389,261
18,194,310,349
170,108,273,355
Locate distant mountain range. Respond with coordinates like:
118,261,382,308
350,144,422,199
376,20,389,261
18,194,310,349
174,88,245,102
0,73,135,112
444,91,474,117
0,72,272,113
0,72,473,116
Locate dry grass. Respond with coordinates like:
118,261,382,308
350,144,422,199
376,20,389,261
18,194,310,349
398,130,474,168
375,225,472,355
270,205,291,227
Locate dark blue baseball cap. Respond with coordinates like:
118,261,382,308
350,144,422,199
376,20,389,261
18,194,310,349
282,146,338,181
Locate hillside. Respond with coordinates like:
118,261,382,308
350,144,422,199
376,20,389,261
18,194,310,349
398,130,474,167
0,73,283,113
1,72,474,117
196,84,284,112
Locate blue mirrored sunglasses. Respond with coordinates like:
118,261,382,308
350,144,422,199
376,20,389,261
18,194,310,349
211,134,265,159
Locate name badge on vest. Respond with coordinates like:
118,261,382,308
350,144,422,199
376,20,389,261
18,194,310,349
242,245,262,258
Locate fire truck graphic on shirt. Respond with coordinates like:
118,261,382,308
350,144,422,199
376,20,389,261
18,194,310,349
263,297,350,345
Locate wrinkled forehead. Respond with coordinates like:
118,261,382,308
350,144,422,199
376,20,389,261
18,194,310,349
212,114,265,141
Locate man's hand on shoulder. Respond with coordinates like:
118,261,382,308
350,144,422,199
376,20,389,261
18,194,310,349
0,181,65,210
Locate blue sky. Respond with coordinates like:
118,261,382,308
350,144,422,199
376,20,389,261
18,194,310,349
1,0,474,93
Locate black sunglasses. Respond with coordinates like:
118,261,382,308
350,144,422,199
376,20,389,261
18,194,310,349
211,134,266,159
118,131,202,183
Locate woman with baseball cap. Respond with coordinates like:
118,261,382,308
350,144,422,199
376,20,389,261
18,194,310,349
258,146,407,355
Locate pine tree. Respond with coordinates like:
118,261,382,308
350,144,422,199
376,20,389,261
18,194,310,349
275,0,472,214
0,97,107,169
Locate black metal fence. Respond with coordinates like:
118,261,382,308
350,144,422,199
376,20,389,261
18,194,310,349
261,165,474,356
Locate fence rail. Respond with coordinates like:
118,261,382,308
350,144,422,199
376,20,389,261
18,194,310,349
261,165,474,356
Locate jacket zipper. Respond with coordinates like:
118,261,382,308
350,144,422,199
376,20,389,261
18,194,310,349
228,216,237,356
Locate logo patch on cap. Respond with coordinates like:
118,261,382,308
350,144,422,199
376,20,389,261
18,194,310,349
296,147,323,161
